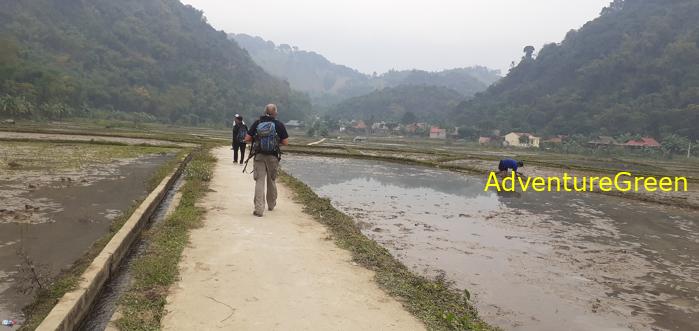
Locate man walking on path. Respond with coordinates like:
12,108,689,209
232,114,248,164
161,146,424,330
245,104,289,217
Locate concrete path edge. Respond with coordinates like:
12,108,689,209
35,152,194,331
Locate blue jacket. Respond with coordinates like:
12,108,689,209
500,159,519,171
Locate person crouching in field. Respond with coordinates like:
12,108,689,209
232,114,248,164
498,159,524,177
245,104,289,217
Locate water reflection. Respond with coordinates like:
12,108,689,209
287,156,490,198
283,155,699,331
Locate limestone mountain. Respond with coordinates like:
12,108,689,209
327,85,465,124
231,33,500,107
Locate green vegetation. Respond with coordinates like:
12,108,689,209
116,146,215,330
231,33,500,108
453,0,699,140
0,0,310,125
327,85,464,123
279,172,495,331
379,67,500,96
19,147,188,330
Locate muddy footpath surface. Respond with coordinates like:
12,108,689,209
283,155,699,331
0,152,173,325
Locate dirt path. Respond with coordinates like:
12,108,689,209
161,147,424,330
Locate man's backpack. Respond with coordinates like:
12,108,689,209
236,124,247,142
254,121,279,154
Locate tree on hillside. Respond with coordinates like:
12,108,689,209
661,133,690,155
523,46,535,59
401,111,417,124
0,37,19,66
453,0,699,139
0,1,310,124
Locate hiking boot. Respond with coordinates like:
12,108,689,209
268,205,275,211
253,211,263,217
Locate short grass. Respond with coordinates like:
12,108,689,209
115,146,215,330
279,172,496,331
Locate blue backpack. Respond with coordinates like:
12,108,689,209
254,121,279,154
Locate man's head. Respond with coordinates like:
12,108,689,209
264,104,278,118
234,114,243,123
517,161,524,167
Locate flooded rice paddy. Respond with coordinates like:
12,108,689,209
0,141,176,325
283,155,699,331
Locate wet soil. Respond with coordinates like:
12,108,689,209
444,158,699,209
0,131,195,147
0,154,173,325
283,155,699,331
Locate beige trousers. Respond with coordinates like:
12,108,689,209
253,154,279,214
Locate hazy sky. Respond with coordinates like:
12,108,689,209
181,0,611,74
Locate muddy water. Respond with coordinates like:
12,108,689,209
79,175,184,331
283,155,699,331
0,154,173,325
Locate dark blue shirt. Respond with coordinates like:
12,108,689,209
500,159,518,171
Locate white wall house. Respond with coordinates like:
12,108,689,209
504,132,541,148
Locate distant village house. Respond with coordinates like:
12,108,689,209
587,136,618,147
623,137,661,148
404,122,428,135
504,132,540,148
478,136,504,146
429,126,447,139
285,120,305,129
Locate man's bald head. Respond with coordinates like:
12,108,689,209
265,104,278,117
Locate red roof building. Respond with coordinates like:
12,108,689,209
352,120,367,130
429,126,447,139
624,137,661,148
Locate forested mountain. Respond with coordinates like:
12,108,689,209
231,33,500,106
0,0,310,124
453,0,699,139
378,67,501,92
327,85,464,124
231,33,373,107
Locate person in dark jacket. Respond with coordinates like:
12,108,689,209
232,114,248,164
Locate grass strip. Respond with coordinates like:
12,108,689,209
115,146,216,330
279,171,496,331
19,149,189,330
